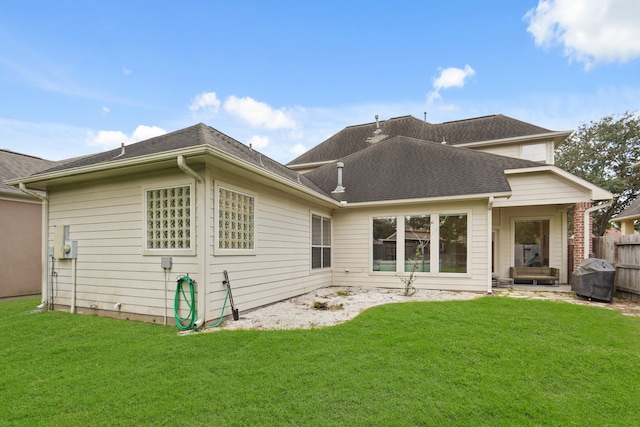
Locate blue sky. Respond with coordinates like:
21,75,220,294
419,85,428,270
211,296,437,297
1,0,639,164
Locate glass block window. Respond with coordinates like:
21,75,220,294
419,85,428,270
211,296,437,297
311,214,331,269
218,187,255,250
146,185,191,250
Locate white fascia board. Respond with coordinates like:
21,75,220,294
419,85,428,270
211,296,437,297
6,146,210,186
7,145,342,208
458,131,572,149
616,212,640,221
505,165,613,201
336,192,512,208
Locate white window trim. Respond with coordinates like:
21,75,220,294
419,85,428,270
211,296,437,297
143,183,195,256
436,212,471,276
310,212,332,271
511,216,553,268
214,182,257,256
369,212,471,276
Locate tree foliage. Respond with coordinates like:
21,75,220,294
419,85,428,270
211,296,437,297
555,111,640,235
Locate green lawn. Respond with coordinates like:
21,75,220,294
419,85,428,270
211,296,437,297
1,295,639,426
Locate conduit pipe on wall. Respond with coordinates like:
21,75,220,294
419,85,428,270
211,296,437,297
70,258,77,313
583,201,612,261
487,196,494,294
19,183,50,308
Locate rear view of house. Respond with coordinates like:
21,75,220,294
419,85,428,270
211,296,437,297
7,115,612,326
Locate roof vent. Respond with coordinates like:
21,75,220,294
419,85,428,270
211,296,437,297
441,137,447,145
116,142,126,157
332,162,345,193
374,115,382,134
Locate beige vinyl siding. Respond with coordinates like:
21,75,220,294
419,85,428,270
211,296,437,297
204,170,333,324
472,141,554,164
332,200,490,292
47,170,200,322
497,171,591,207
474,145,521,159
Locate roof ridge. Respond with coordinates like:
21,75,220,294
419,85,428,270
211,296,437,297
441,114,498,125
0,148,52,161
344,115,422,129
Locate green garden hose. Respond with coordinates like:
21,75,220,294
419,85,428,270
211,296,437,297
174,275,231,331
174,275,197,330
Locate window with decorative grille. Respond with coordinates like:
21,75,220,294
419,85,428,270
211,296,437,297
146,185,192,250
312,214,331,269
218,187,255,250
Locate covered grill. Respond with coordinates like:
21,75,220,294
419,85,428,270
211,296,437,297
571,258,616,303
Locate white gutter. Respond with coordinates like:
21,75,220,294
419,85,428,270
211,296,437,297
583,202,612,260
337,191,512,208
288,159,334,171
18,183,50,308
457,130,572,149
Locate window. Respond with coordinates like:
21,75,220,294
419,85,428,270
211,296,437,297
218,186,255,251
146,185,192,250
514,219,549,267
312,214,331,269
373,216,397,272
439,214,467,273
521,143,547,163
405,215,430,273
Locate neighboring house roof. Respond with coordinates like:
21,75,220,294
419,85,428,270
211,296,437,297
0,149,57,197
288,114,570,168
11,123,330,198
303,136,543,204
616,199,640,221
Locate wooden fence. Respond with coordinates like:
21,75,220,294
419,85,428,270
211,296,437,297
592,234,640,302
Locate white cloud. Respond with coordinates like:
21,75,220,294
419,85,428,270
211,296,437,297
189,91,221,114
102,106,110,114
224,95,297,130
86,130,128,148
247,135,269,149
524,0,640,68
289,143,307,156
122,67,132,75
86,125,167,149
131,125,167,141
427,65,476,104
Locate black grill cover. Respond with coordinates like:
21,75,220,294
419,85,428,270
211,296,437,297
571,258,616,302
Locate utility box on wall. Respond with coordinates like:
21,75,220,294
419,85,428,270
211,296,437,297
53,225,78,259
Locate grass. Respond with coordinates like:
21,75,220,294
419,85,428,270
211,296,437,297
1,296,639,426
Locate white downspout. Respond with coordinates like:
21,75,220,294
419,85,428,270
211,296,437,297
176,155,206,326
18,183,49,307
583,201,612,260
487,196,494,294
177,155,202,183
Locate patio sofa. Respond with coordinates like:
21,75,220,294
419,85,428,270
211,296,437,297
510,266,560,286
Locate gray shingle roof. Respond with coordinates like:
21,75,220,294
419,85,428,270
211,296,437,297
0,149,57,195
616,198,640,220
30,123,329,197
303,136,543,203
288,114,555,166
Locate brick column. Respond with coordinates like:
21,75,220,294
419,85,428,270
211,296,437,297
573,202,592,270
